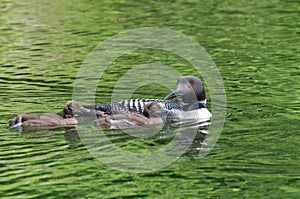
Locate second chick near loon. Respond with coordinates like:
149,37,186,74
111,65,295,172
84,76,208,115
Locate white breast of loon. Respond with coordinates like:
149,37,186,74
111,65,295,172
167,108,212,121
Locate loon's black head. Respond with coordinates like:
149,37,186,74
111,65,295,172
164,76,206,105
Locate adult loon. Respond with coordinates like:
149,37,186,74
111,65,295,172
85,76,210,118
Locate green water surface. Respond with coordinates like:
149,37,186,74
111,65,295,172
0,0,299,198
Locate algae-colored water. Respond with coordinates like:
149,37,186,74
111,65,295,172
0,0,299,198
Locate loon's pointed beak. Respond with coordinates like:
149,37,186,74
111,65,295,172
164,89,183,100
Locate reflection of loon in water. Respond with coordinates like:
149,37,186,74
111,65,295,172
160,124,210,160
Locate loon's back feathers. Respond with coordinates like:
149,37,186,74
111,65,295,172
84,99,182,115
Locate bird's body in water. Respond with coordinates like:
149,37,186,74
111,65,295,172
86,76,211,120
94,102,165,129
9,101,90,128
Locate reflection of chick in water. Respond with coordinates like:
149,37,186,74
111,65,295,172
9,101,90,128
94,102,164,129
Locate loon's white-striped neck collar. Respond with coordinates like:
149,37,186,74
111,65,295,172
182,99,206,106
